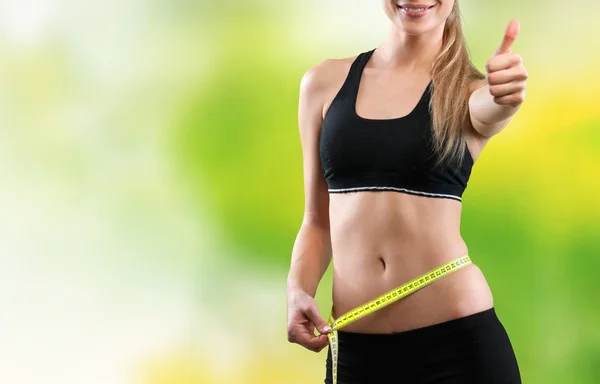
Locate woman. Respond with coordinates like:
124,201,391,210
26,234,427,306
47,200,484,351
286,1,527,383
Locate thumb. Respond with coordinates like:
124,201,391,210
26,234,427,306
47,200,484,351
495,19,520,56
304,305,332,334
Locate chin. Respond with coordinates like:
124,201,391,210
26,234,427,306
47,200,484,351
402,23,438,36
392,18,437,36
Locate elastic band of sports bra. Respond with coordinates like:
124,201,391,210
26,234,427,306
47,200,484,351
326,255,472,384
328,186,462,201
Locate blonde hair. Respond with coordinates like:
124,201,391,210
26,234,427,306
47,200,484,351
430,1,485,166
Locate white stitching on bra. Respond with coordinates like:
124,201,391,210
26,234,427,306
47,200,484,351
328,186,462,201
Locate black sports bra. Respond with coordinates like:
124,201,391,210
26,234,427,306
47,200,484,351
319,49,474,202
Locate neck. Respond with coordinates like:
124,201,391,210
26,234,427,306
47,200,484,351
375,23,445,72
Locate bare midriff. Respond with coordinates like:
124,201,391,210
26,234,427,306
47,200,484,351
328,191,494,334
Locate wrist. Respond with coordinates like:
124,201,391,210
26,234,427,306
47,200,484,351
286,277,316,298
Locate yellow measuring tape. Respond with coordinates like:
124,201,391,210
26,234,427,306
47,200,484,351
326,255,472,384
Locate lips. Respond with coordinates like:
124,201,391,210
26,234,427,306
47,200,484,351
397,3,436,17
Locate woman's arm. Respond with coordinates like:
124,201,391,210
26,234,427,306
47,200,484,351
286,61,335,352
469,20,528,138
287,61,333,297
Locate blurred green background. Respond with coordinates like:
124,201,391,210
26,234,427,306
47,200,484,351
0,1,598,383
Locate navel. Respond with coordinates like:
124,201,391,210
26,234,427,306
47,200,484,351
379,257,387,271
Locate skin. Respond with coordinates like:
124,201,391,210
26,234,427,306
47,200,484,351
286,0,528,353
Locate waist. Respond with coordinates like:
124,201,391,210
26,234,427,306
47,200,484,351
328,192,493,333
330,255,494,334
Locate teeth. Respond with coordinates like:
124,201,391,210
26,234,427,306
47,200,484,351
405,7,426,12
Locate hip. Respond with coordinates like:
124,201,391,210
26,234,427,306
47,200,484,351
324,307,522,384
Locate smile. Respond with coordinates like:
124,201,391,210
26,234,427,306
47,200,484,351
397,3,436,17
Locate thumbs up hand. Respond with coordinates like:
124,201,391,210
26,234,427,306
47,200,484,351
485,20,528,107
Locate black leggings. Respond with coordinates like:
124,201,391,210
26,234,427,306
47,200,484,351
325,308,521,384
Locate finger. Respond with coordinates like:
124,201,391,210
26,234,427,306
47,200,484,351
487,67,528,85
304,306,332,334
495,19,520,56
310,334,330,352
295,329,330,352
489,81,527,98
313,335,330,353
486,53,523,73
494,91,526,107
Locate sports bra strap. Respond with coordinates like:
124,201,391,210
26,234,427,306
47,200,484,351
337,49,376,104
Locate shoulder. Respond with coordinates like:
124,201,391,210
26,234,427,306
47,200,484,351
300,55,358,97
299,54,359,121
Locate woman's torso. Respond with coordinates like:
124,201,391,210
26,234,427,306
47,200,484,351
319,50,493,333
